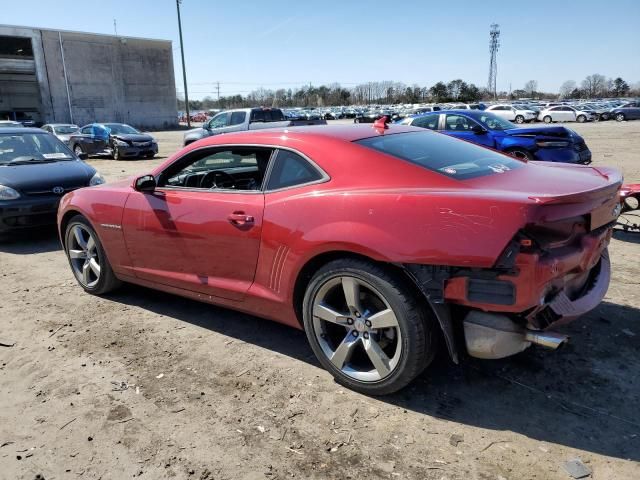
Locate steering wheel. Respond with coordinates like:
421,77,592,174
201,170,236,189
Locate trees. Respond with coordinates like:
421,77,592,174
559,80,576,98
429,82,449,102
612,77,630,97
581,74,607,98
524,80,538,98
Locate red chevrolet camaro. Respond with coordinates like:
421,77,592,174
57,123,621,394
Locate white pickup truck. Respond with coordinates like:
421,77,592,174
183,107,327,146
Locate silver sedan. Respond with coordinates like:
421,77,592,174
538,106,595,123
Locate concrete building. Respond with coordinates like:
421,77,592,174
0,25,177,129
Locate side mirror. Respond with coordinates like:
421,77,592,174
134,174,156,192
472,125,487,134
202,121,211,130
78,152,89,160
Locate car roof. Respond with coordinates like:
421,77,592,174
410,109,486,119
0,127,49,134
195,124,421,145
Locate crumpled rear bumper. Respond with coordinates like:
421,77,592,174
535,248,611,327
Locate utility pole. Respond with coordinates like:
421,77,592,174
176,0,191,127
216,81,220,101
113,19,118,36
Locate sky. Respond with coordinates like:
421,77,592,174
3,0,640,100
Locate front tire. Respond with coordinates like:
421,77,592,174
506,148,533,160
302,258,437,395
113,146,122,160
577,115,586,123
543,115,552,123
64,215,121,295
515,115,525,124
616,113,625,122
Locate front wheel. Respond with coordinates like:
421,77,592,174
113,146,122,160
302,259,437,395
577,115,586,123
616,113,625,122
64,215,121,295
506,148,532,160
515,115,525,124
543,115,552,123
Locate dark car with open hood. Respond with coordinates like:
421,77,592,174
0,128,104,236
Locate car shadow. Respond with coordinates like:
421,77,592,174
0,227,61,254
107,286,639,461
612,229,640,244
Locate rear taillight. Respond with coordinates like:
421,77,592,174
524,216,588,250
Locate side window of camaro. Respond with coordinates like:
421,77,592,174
266,150,324,190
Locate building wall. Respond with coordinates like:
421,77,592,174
0,25,178,129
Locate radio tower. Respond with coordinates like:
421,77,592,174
487,24,500,99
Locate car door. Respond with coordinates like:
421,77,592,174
563,106,577,122
76,125,98,153
441,113,494,148
629,102,640,119
203,112,235,137
121,146,272,301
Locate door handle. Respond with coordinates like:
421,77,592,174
228,212,254,225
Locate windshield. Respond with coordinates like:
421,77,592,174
356,131,523,180
53,125,78,134
103,123,140,135
476,112,516,131
0,133,74,165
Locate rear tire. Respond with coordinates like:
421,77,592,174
64,215,121,295
302,258,437,395
515,115,525,124
543,115,552,123
616,113,625,122
73,145,84,157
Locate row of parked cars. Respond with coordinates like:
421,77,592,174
0,121,158,160
280,98,640,125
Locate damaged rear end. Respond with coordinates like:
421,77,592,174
445,164,622,359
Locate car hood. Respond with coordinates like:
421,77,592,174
112,133,154,142
503,125,581,140
0,160,95,192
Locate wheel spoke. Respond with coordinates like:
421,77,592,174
341,277,362,313
314,303,349,325
68,249,87,260
86,235,96,253
330,332,359,369
73,226,87,249
88,258,101,277
367,308,398,329
363,338,391,377
82,262,91,284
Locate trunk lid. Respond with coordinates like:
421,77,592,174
468,162,622,229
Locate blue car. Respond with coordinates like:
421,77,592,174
397,110,592,164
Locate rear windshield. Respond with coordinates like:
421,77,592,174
356,131,523,180
250,109,285,122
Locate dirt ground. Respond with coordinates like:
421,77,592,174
1,120,639,480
